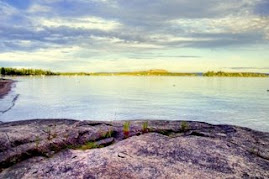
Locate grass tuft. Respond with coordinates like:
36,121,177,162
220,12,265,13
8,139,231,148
142,121,149,133
102,129,113,138
123,121,131,138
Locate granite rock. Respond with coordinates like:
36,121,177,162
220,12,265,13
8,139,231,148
0,119,268,178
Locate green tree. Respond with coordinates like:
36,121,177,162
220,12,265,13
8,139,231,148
1,67,6,75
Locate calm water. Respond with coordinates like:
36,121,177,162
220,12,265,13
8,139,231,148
0,76,268,132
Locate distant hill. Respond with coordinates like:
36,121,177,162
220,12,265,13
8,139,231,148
147,69,168,73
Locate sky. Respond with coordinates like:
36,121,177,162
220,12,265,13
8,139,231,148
0,0,269,72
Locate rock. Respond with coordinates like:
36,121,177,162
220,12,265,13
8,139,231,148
0,119,268,178
0,79,14,98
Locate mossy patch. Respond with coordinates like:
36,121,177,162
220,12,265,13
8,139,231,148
180,121,189,132
67,142,104,151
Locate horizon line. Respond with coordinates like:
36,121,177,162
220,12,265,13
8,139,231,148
1,67,269,74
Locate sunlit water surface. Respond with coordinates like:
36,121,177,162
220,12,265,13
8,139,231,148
0,76,268,132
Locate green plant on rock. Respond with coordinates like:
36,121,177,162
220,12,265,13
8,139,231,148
142,121,149,133
79,142,101,150
66,142,103,151
180,121,189,132
66,144,78,150
123,121,130,138
106,129,113,138
101,129,113,138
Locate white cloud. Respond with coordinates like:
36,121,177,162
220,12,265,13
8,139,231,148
0,46,82,62
211,16,269,34
89,36,164,49
35,17,121,31
149,34,214,43
28,4,51,13
171,15,269,38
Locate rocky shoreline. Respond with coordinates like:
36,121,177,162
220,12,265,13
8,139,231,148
0,119,268,178
0,78,14,98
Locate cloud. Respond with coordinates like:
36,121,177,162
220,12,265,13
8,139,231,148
224,67,269,70
36,17,121,31
0,0,268,71
1,0,268,50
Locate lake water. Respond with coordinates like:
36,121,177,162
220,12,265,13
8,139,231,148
0,76,268,132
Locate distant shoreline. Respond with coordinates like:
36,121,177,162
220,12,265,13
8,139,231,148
1,67,268,77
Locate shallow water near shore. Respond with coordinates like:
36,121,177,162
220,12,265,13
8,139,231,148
0,76,268,132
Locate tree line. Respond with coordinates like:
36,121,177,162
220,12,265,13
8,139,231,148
1,67,58,76
1,67,268,77
203,71,268,77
